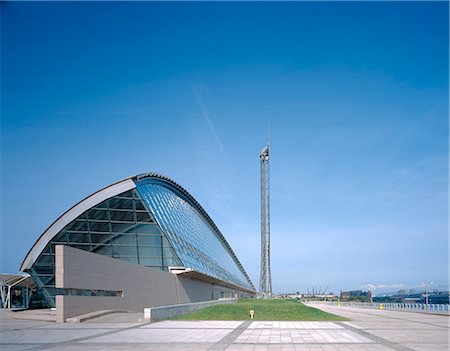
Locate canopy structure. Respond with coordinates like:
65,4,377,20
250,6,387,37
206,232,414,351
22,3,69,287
0,273,36,308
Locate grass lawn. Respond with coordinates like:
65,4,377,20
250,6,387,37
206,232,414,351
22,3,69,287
172,299,347,321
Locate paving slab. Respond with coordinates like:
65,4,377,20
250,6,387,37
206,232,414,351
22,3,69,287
306,303,449,351
1,305,449,351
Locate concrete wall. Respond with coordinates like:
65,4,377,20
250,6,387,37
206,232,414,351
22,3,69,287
145,298,238,322
55,245,253,322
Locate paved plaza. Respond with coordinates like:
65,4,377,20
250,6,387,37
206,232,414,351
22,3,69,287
0,304,448,350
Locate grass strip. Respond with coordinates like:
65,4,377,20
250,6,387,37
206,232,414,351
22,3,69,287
172,298,347,321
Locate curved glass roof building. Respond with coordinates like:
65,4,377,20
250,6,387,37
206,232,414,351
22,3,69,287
21,173,255,307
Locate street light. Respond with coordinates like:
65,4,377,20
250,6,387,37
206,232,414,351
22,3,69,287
421,282,433,311
370,287,376,305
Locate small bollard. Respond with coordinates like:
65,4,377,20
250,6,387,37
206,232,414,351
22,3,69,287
249,310,255,319
379,303,383,310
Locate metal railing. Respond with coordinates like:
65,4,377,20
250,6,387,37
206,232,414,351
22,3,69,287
307,300,450,313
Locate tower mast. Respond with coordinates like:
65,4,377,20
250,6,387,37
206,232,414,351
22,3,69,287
259,135,272,298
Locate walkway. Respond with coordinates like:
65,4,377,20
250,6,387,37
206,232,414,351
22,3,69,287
0,304,448,350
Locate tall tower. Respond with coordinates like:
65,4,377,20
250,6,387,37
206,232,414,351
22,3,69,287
259,141,272,298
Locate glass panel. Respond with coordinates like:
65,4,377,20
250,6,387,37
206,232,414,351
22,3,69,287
164,258,183,266
162,246,178,257
136,211,152,222
38,275,55,286
135,201,147,211
92,245,112,256
93,199,109,209
68,232,90,244
110,210,134,222
33,265,54,275
139,257,163,266
137,235,161,246
34,254,54,266
44,287,56,297
138,246,162,257
53,231,68,243
109,197,133,210
162,236,171,247
117,190,133,198
111,222,135,233
135,223,160,235
88,209,109,221
89,221,109,232
90,233,111,244
66,220,88,232
117,256,138,264
41,246,52,254
112,245,137,257
110,233,136,245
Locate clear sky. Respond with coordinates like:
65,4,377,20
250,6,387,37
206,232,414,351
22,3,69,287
1,1,448,294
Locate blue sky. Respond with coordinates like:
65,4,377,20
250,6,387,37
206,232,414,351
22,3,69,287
1,1,448,294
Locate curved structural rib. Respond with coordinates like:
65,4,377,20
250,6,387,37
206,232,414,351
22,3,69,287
21,173,255,307
20,177,136,271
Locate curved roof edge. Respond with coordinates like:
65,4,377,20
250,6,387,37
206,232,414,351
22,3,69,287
135,173,256,291
20,177,136,271
20,172,255,292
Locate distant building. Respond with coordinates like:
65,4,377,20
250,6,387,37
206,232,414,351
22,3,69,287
397,290,406,295
340,291,350,299
426,291,450,304
285,293,337,301
340,290,370,301
373,291,450,304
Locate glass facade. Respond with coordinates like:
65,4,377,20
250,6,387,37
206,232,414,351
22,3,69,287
136,179,253,291
28,189,181,307
26,174,255,307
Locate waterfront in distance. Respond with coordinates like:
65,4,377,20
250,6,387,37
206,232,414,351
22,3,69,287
1,302,448,351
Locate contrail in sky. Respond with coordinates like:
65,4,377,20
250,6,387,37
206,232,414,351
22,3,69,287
191,85,234,169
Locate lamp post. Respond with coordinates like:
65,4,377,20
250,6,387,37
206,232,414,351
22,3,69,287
421,282,433,312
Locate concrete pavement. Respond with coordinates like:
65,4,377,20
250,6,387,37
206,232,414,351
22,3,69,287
306,302,449,351
0,304,448,350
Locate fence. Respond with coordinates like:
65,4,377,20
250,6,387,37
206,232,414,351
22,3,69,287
308,301,450,313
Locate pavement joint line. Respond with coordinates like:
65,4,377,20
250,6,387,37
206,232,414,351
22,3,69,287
330,307,449,329
14,320,153,351
141,327,240,330
0,324,57,333
336,321,416,351
208,320,251,351
230,342,378,345
334,305,449,317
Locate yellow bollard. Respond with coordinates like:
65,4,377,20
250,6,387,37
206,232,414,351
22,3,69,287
249,310,255,319
379,303,383,310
